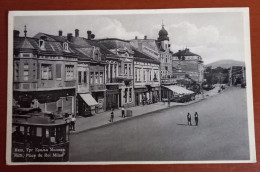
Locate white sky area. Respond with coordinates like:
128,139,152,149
14,12,246,64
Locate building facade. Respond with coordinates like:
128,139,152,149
132,49,161,106
14,30,77,115
98,39,135,108
172,48,204,83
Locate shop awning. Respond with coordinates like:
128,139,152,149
79,94,98,106
162,85,194,95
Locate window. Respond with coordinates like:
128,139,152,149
129,64,132,75
95,72,99,84
118,62,121,74
65,65,74,80
165,66,168,71
143,70,146,81
149,70,152,81
78,71,82,84
113,64,116,77
24,70,29,81
166,58,168,63
63,42,68,51
135,68,137,81
90,72,94,84
83,71,87,83
129,88,132,102
23,63,29,81
125,88,128,103
138,69,141,81
41,64,52,80
39,40,45,49
100,72,103,84
56,64,61,79
124,64,128,75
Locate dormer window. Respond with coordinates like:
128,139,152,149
39,39,45,49
63,42,68,51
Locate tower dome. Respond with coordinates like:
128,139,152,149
158,24,169,41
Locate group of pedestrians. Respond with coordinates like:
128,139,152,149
110,107,127,123
65,114,76,131
187,112,199,126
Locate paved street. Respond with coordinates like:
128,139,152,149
70,87,249,161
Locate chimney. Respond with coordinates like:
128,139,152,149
67,33,73,42
87,30,92,40
75,29,79,37
144,35,147,40
91,34,95,39
135,36,138,40
58,30,62,36
14,30,20,37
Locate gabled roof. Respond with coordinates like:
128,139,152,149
172,48,200,57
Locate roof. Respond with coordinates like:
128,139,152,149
158,25,169,41
133,48,160,64
172,48,200,57
14,35,77,57
130,39,160,53
96,39,133,52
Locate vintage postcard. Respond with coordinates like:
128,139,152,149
6,8,256,164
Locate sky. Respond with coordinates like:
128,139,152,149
14,11,246,64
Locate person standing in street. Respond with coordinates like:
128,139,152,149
187,113,192,126
71,114,76,131
121,106,125,118
110,109,114,122
194,112,199,126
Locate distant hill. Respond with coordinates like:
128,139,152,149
206,60,245,69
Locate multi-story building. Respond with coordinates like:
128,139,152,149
132,48,160,106
156,24,174,85
97,39,135,108
172,48,204,83
68,30,107,115
14,29,77,115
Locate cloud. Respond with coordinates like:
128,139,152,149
149,21,244,64
94,17,144,40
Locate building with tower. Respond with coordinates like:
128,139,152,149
156,24,174,85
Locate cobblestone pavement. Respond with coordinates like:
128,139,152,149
71,85,223,134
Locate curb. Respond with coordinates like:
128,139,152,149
70,96,209,135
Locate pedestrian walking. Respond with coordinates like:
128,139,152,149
194,112,199,126
71,114,76,131
187,113,192,126
110,109,114,122
121,106,125,118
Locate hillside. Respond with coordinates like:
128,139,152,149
206,60,245,69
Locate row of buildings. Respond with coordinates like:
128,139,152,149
13,24,204,116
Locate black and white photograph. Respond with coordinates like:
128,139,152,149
6,8,256,164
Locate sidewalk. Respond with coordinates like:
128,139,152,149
71,85,224,134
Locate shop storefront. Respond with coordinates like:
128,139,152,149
106,85,120,111
77,93,98,116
